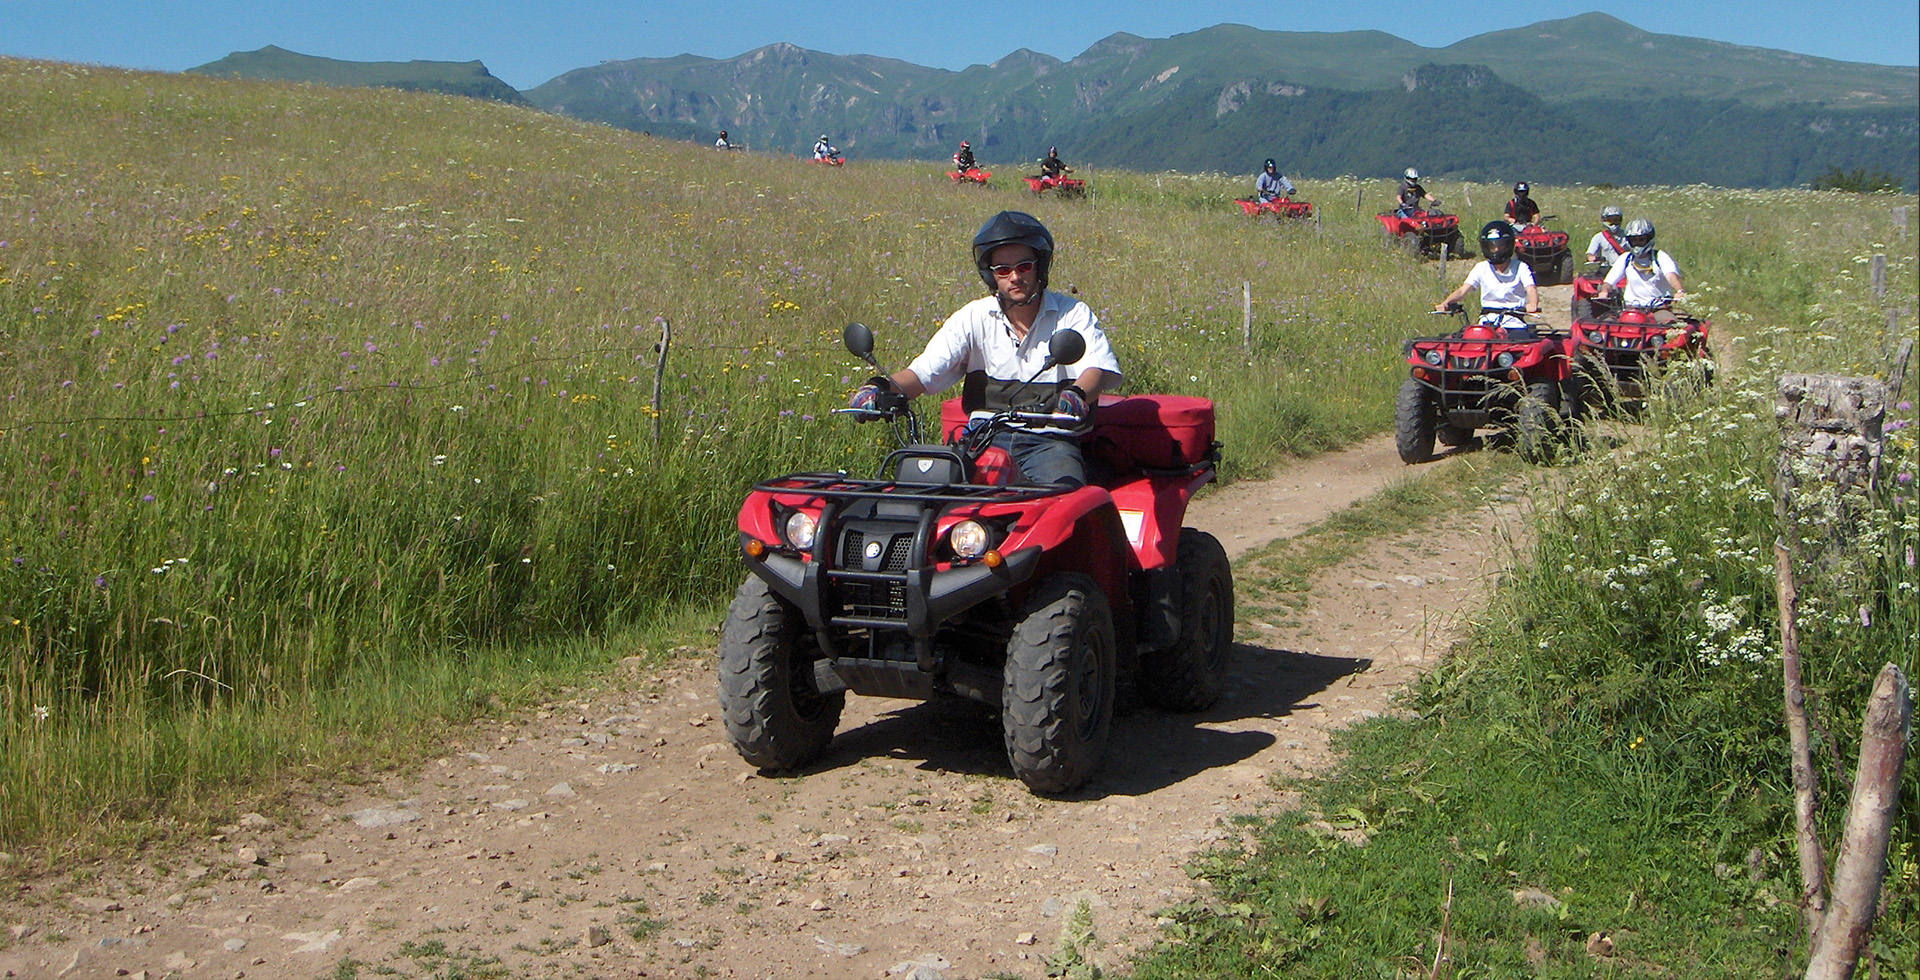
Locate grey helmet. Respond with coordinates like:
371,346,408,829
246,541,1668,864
1404,167,1420,181
1479,220,1517,263
972,210,1054,292
1600,205,1623,228
1624,218,1656,262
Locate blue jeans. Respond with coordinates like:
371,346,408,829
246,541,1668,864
994,431,1085,488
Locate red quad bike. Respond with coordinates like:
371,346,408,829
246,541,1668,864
813,154,846,168
1513,217,1575,285
1023,174,1087,197
1235,197,1315,220
1568,265,1620,322
1376,202,1465,258
1396,304,1579,464
1570,304,1714,416
720,324,1232,795
948,167,992,186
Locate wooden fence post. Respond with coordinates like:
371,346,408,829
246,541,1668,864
1804,664,1913,980
1870,254,1886,299
1242,281,1252,350
651,318,672,445
1773,541,1829,942
1893,205,1908,240
1439,243,1449,281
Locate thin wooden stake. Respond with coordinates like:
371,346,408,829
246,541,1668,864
1242,281,1252,350
1774,540,1829,943
1439,243,1449,281
1745,214,1753,233
1462,184,1471,209
650,317,672,445
1354,186,1363,215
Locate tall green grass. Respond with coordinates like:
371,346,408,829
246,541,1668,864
0,59,1485,849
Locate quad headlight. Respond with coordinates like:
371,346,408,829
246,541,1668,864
1423,349,1444,366
783,511,818,551
948,520,991,559
1586,330,1605,344
1495,352,1515,368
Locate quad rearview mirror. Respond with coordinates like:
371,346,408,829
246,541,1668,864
1045,329,1085,368
843,322,877,365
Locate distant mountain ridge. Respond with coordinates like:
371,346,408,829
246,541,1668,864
187,15,1919,190
189,45,530,106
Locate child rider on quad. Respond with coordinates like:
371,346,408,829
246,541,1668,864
1435,221,1541,337
1039,147,1071,179
1596,218,1685,322
954,141,977,171
847,211,1122,488
1504,182,1541,229
1256,159,1297,202
1396,168,1435,217
1584,205,1627,267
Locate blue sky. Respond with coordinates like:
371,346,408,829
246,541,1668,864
5,1,1916,90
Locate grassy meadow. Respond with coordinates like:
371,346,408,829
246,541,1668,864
1,55,1916,973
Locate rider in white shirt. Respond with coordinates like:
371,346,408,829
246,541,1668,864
1435,221,1540,336
1599,218,1685,321
848,212,1121,487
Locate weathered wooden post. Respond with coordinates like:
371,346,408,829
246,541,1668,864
1439,243,1449,281
1893,205,1908,240
1804,664,1912,980
1242,281,1252,350
1772,372,1896,972
1870,254,1886,299
651,318,672,445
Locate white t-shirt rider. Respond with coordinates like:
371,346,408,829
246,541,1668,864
1605,251,1682,307
1460,258,1536,311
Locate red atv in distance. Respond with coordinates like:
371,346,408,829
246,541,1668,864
1568,266,1620,322
1236,197,1315,220
1024,174,1087,197
1570,305,1714,415
949,167,992,185
1377,203,1465,258
720,323,1232,795
1396,304,1579,464
1513,217,1575,284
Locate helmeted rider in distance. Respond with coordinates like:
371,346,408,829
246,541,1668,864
954,140,976,172
1038,147,1071,180
1255,159,1297,202
1585,205,1628,266
1435,220,1541,337
813,134,839,161
1397,168,1435,217
848,211,1122,488
1504,181,1541,228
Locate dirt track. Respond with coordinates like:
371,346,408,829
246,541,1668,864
0,289,1563,978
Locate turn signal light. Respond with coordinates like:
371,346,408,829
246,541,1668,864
982,550,1004,569
743,538,766,558
1507,369,1522,382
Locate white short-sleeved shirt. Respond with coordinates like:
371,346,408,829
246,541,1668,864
1606,251,1681,306
1586,230,1626,265
907,290,1122,432
1460,259,1535,309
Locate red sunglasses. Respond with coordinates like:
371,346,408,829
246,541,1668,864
989,260,1036,277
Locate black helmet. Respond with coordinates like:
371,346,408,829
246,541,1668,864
1479,220,1517,263
1264,158,1276,170
1624,218,1656,261
972,211,1054,292
1514,181,1529,196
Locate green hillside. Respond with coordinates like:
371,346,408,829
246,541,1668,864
522,15,1917,188
189,44,531,105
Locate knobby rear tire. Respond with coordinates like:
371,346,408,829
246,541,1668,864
1143,530,1233,712
1395,377,1438,463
